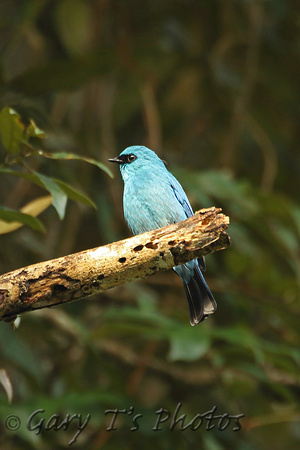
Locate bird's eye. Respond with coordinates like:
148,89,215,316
127,154,137,163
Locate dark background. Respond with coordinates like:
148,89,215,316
0,0,299,448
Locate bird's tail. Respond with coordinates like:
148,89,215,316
182,262,217,326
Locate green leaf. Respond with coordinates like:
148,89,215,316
0,167,46,185
32,171,67,220
211,326,265,363
168,326,211,362
0,107,25,155
0,196,51,234
0,167,96,209
53,178,96,208
39,151,113,178
25,119,46,139
0,206,45,232
0,167,68,219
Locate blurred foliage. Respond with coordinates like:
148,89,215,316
0,0,300,449
0,106,112,233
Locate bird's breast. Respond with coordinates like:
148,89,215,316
123,175,186,235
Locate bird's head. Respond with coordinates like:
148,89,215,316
109,146,166,182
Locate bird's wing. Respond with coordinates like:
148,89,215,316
169,175,206,271
169,177,194,218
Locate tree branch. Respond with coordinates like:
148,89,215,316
0,207,230,322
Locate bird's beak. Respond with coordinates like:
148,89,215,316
108,156,123,164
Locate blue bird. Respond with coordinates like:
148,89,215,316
109,146,217,325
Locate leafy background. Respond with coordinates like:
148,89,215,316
0,0,299,448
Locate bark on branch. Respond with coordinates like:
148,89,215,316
0,207,230,322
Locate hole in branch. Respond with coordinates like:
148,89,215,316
145,242,158,249
133,245,144,252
